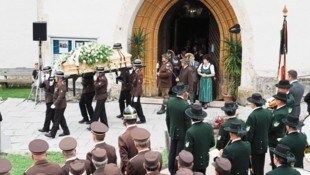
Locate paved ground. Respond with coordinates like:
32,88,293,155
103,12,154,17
0,97,309,174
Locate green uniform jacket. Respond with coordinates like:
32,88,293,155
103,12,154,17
246,107,272,154
222,140,251,175
268,105,289,147
166,97,191,140
279,132,308,168
184,122,215,171
266,165,301,175
216,117,245,150
287,93,295,112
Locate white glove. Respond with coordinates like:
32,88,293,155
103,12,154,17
49,80,54,86
51,104,55,109
133,97,138,102
175,77,179,82
94,75,97,81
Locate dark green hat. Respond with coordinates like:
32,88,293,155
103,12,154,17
270,144,296,163
42,66,52,72
123,105,137,120
282,115,303,128
273,92,287,102
247,93,266,105
224,122,245,134
185,104,207,120
275,80,292,89
133,59,143,68
221,101,238,112
172,82,188,94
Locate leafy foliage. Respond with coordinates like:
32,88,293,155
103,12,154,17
131,28,147,61
223,36,242,97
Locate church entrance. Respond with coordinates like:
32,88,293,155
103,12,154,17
132,0,239,98
158,0,220,99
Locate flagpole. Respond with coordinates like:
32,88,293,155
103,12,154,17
278,5,288,80
283,5,288,80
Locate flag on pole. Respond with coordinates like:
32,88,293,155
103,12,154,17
277,5,288,80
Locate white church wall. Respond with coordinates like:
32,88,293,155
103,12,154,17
0,0,38,68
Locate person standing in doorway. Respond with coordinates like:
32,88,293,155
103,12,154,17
157,52,173,115
197,54,215,109
178,57,194,104
45,70,70,138
187,53,200,104
79,72,95,124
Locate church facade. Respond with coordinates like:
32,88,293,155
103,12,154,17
0,0,309,103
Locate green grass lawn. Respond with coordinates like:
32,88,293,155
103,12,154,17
0,87,31,100
0,152,65,175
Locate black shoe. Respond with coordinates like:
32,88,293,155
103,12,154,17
79,119,89,124
59,133,70,137
116,114,123,119
85,121,91,124
136,120,146,124
38,129,49,132
45,133,55,138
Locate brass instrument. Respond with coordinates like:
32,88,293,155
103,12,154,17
265,97,277,110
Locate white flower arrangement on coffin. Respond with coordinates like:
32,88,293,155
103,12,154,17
78,43,113,66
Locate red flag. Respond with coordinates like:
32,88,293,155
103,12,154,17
277,6,288,80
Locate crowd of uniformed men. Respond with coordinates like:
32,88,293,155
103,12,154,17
0,53,310,175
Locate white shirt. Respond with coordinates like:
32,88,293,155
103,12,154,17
198,63,215,74
231,138,241,143
66,156,77,162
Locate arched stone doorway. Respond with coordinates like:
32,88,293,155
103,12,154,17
132,0,239,98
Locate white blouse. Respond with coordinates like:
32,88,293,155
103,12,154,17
198,63,215,74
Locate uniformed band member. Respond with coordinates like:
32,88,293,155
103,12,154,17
178,56,194,104
92,66,109,126
79,72,95,124
144,151,167,175
216,101,244,150
220,122,251,175
91,147,107,175
24,139,63,175
69,160,86,175
45,70,70,138
127,127,163,175
116,68,132,119
103,163,122,175
268,91,289,169
184,104,215,174
287,70,305,117
86,121,117,172
118,105,138,173
212,157,231,175
246,93,272,175
131,59,146,124
176,150,194,171
0,158,12,175
166,82,191,174
59,137,92,175
156,52,173,115
279,115,308,168
266,144,301,175
275,80,295,113
38,65,55,133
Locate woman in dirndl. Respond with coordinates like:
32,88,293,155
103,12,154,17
197,54,215,109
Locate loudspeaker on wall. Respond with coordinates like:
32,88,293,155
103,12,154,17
33,22,47,41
